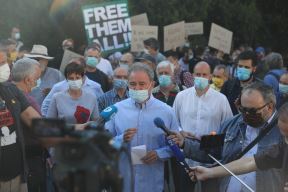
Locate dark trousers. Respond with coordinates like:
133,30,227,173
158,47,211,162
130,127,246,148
27,156,46,192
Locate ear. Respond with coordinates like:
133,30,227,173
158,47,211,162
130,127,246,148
208,74,213,81
151,80,155,88
252,66,257,73
23,76,31,85
267,102,275,112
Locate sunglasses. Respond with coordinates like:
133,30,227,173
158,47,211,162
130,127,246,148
239,103,269,114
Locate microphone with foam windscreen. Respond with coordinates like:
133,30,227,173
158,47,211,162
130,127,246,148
88,105,118,130
154,117,191,171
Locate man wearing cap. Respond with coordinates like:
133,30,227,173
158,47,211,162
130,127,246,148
137,53,159,86
143,37,166,64
25,44,64,106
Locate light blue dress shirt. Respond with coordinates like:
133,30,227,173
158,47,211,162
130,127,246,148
41,76,103,116
30,67,64,106
105,96,180,192
227,126,259,192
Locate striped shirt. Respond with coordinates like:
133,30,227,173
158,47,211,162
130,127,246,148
97,88,129,112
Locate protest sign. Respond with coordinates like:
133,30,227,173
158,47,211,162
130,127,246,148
82,0,131,55
164,21,185,51
185,22,203,36
60,50,83,73
208,23,233,54
130,13,149,26
131,25,158,52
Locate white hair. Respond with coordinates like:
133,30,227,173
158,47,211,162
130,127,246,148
12,58,40,82
156,60,175,74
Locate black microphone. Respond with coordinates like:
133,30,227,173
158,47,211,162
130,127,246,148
154,117,191,171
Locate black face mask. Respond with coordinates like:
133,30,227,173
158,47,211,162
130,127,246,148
242,112,265,127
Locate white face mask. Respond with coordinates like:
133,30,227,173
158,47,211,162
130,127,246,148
143,48,149,54
68,79,83,90
129,89,149,103
15,32,21,40
0,63,10,83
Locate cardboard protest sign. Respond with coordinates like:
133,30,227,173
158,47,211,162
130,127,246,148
164,21,185,51
60,50,83,73
131,25,158,52
130,13,149,26
185,22,203,36
82,0,131,55
208,23,233,54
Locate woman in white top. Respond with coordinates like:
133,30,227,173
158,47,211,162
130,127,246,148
47,62,99,124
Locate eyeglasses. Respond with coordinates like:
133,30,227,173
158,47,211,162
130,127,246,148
239,103,269,114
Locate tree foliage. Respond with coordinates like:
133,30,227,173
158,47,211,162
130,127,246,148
0,0,287,56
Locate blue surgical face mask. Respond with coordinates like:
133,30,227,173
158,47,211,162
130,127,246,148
36,78,41,87
113,79,128,89
158,75,172,87
15,32,21,40
86,57,98,68
194,77,209,90
119,63,129,70
279,83,288,94
236,67,252,81
129,88,149,103
32,78,41,91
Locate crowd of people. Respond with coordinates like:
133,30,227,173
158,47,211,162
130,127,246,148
0,26,287,192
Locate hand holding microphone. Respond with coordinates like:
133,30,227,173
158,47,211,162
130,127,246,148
154,117,191,172
87,105,118,130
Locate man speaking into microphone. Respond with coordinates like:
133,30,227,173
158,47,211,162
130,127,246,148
105,63,180,192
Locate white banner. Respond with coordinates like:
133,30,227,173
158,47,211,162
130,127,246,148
208,23,233,54
130,13,149,26
185,22,203,36
164,21,185,51
131,25,158,52
60,50,83,73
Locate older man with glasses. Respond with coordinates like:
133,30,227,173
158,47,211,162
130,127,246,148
170,82,283,192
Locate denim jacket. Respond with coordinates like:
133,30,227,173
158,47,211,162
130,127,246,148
183,114,283,192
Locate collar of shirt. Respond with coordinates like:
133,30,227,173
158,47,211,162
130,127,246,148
130,95,156,109
153,85,180,94
112,88,129,99
192,86,212,98
83,75,101,88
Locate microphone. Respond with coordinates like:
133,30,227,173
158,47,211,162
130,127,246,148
154,117,191,171
89,105,118,130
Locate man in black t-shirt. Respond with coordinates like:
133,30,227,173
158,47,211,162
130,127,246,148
0,49,41,192
0,83,41,192
84,45,111,92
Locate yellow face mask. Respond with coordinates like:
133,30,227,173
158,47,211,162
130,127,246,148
8,51,18,63
212,77,224,88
